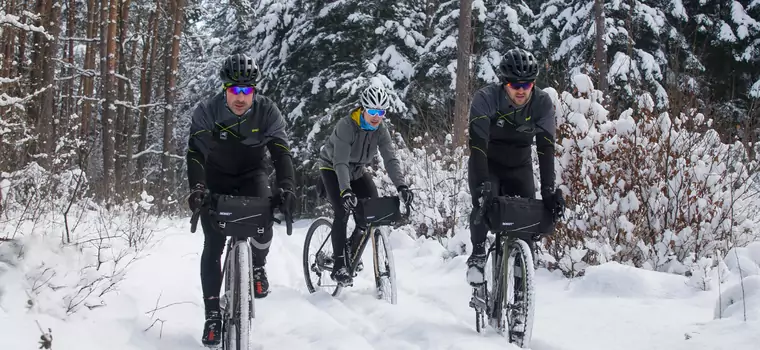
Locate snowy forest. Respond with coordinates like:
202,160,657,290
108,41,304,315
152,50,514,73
1,0,760,276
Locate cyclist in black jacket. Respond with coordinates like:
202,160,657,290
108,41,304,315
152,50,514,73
465,48,566,286
185,53,295,346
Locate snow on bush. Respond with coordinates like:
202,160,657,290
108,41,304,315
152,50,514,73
0,164,161,323
366,131,472,254
714,241,760,321
543,74,760,277
360,73,759,279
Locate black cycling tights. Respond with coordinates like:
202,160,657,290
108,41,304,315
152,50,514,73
200,171,272,303
320,170,378,268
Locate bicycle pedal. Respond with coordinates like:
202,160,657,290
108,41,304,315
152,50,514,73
337,280,354,287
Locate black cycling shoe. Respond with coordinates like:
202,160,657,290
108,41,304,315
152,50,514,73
466,252,487,286
201,309,222,347
331,266,354,286
253,265,269,298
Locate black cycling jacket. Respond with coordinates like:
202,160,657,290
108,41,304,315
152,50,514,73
468,83,556,193
186,92,295,192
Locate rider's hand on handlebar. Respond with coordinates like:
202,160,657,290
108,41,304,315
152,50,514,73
279,188,296,217
340,189,358,212
541,187,566,222
188,183,206,211
473,181,489,205
397,185,413,203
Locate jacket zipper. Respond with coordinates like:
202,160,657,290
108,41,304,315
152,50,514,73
363,131,371,161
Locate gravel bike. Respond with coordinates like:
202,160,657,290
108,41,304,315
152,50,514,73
190,189,292,350
469,182,558,348
302,195,411,304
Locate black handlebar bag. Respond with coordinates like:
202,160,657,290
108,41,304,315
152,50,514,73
208,194,273,238
487,196,555,241
360,196,401,227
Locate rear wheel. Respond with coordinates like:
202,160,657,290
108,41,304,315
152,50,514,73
303,217,343,296
372,227,397,304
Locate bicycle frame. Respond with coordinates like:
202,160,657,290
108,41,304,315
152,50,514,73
344,198,412,277
470,181,545,346
188,189,292,349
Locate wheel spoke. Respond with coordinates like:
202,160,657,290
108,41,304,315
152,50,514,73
302,218,343,297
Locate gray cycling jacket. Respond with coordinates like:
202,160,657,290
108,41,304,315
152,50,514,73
319,108,405,192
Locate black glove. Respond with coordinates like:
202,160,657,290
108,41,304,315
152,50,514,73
188,183,206,211
397,185,413,203
541,187,566,222
473,181,493,207
340,189,358,212
279,188,296,217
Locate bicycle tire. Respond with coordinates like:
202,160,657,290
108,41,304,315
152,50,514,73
224,241,254,350
485,237,506,334
504,238,535,348
303,217,343,296
372,227,397,305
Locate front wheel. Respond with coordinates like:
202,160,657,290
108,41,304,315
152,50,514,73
303,217,343,296
504,238,535,348
372,227,397,305
224,241,254,350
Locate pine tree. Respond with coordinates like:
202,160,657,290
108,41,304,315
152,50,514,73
275,0,425,158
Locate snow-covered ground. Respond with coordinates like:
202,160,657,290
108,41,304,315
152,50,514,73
1,217,758,350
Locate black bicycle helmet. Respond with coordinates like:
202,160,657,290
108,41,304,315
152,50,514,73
219,53,259,86
499,48,539,83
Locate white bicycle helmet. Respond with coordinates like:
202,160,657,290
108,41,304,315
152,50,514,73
360,85,391,110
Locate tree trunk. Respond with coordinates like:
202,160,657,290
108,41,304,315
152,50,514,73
137,3,159,184
65,0,77,122
38,0,61,167
2,0,16,79
594,0,608,95
124,10,140,199
161,0,185,200
113,0,131,198
17,0,28,87
453,0,473,149
27,0,48,158
80,0,98,160
100,0,119,201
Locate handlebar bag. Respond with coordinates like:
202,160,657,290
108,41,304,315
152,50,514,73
209,194,273,237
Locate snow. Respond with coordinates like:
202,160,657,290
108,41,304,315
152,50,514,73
380,45,414,80
719,21,738,42
731,1,760,41
670,0,688,21
2,209,759,350
608,52,635,82
751,79,760,98
572,262,692,298
0,13,52,39
572,74,594,94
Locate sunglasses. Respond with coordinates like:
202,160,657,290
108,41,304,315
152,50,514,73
507,81,534,90
225,84,255,95
366,109,386,117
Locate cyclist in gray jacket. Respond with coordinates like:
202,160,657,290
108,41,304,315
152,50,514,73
318,85,412,285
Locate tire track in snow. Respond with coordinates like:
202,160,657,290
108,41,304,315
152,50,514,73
266,221,526,350
263,223,421,349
